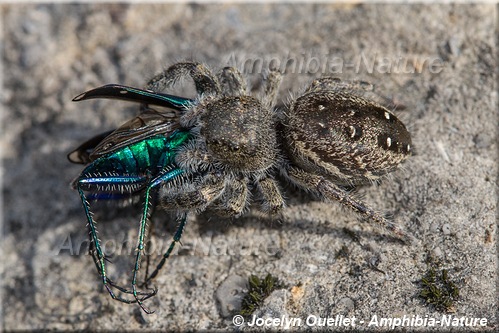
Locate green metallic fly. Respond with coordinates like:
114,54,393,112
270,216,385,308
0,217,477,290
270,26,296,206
69,62,412,313
68,84,194,313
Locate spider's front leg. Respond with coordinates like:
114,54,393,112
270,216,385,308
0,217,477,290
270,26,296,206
160,172,226,212
142,171,227,286
145,171,260,287
256,176,286,215
286,166,414,244
145,61,221,96
211,176,249,217
218,66,248,96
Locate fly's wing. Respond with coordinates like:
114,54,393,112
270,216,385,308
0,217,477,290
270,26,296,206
88,107,181,160
72,84,193,110
69,84,195,162
67,129,115,164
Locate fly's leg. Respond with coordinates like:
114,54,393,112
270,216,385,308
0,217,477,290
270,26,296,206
142,210,156,290
129,168,185,314
76,169,184,313
130,184,157,314
286,166,415,244
77,182,152,307
142,212,188,287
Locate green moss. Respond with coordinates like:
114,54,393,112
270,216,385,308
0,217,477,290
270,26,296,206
240,273,286,316
419,267,459,312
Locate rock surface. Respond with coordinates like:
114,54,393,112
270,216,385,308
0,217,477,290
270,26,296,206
2,3,496,331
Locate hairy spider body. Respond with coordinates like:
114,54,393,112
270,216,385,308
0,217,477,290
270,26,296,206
281,77,412,244
146,63,284,218
70,62,412,313
283,77,411,186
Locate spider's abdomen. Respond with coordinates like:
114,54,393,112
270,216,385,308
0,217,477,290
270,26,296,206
201,96,277,172
283,90,411,185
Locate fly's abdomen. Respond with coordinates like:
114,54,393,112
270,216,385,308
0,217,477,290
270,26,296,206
77,130,191,192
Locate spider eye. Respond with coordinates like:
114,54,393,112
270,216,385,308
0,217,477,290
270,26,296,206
207,139,239,152
201,96,277,171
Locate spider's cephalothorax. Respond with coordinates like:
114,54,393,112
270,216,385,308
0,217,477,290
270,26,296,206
199,96,277,171
144,63,285,216
69,64,413,314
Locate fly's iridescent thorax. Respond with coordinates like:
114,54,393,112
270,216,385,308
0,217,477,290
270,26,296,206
200,96,277,172
283,90,412,185
76,130,191,190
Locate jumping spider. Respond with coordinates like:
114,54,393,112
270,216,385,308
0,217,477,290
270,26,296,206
70,61,412,313
148,63,286,217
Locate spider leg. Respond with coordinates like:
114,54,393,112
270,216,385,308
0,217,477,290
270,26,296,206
218,66,248,96
142,212,188,286
211,176,249,217
145,61,221,96
262,69,282,109
305,77,375,95
286,166,414,243
255,176,285,215
160,172,226,211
